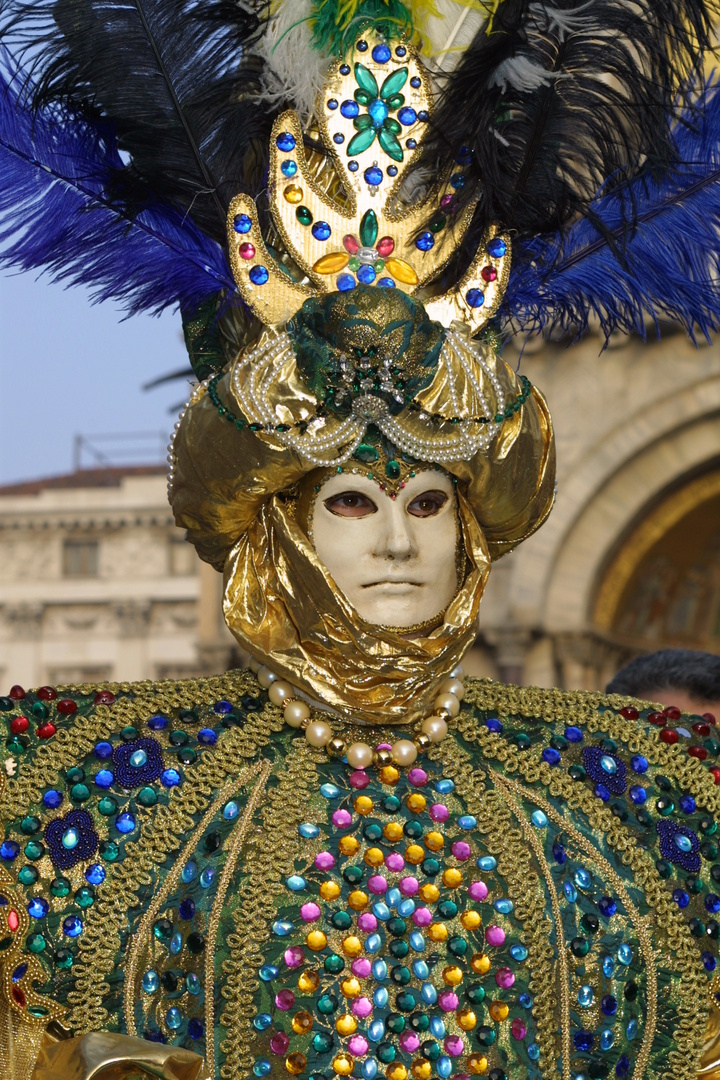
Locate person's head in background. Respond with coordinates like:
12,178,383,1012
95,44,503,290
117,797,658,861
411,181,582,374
606,648,720,718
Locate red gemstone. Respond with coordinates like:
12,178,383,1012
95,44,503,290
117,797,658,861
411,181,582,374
377,236,395,257
11,986,25,1007
648,711,665,726
481,265,498,282
239,242,256,260
659,727,679,744
37,723,56,740
620,706,639,720
9,717,29,735
94,691,115,706
343,234,359,254
349,770,370,789
711,766,720,785
57,699,77,716
37,686,57,701
693,722,710,736
8,910,19,932
704,713,717,725
664,706,681,721
8,686,25,700
689,745,708,760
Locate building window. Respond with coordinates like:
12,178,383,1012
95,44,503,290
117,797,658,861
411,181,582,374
63,539,99,578
169,537,197,576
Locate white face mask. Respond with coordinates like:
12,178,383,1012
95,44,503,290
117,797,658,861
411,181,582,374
311,470,459,628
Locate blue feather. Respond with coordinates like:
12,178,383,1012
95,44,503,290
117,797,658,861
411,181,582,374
503,79,720,343
0,51,235,317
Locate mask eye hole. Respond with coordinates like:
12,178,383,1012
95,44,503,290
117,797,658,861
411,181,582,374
324,491,378,518
407,490,449,518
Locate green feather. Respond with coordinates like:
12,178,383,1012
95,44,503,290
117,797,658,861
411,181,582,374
309,0,415,56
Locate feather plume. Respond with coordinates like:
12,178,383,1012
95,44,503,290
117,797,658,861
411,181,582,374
0,0,272,244
503,79,720,342
417,0,496,70
256,0,330,121
0,52,234,316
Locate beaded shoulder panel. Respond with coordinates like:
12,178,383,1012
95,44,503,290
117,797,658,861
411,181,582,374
0,674,717,1080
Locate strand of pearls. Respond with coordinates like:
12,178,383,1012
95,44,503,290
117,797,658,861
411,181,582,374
249,661,465,770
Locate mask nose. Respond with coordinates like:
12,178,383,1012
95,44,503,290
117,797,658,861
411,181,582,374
376,502,417,560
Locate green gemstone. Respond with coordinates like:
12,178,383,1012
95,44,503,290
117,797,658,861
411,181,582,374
178,748,196,765
391,965,411,985
701,817,718,835
324,953,345,974
99,840,119,862
379,127,403,161
385,93,405,109
343,865,364,884
121,726,139,741
374,259,385,272
514,733,531,750
75,887,95,909
570,936,589,957
385,459,401,481
448,936,468,957
388,939,409,958
476,1026,496,1047
178,710,198,724
550,735,568,752
24,842,44,861
354,88,373,106
354,443,379,464
636,809,652,828
380,67,409,99
409,1012,430,1032
331,911,352,931
50,877,71,898
20,816,40,836
26,933,46,954
429,214,447,233
383,796,401,812
312,1032,334,1054
437,901,458,919
466,983,486,1004
348,256,360,271
138,786,158,808
359,209,379,248
386,1013,406,1034
296,206,313,226
687,875,704,894
317,993,338,1015
422,1040,441,1061
18,866,38,886
98,797,118,816
384,117,402,135
0,936,12,952
363,823,383,841
388,917,406,937
656,797,675,816
70,783,90,802
170,730,188,747
31,702,49,720
28,1006,49,1018
377,1043,397,1064
421,858,440,877
348,127,377,156
568,765,587,781
706,739,720,757
353,113,374,131
6,738,25,755
66,767,85,784
403,821,423,839
54,948,73,970
354,62,379,98
153,918,173,942
702,842,719,861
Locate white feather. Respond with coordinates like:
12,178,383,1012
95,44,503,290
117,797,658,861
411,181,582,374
489,56,563,92
255,0,331,121
418,0,491,72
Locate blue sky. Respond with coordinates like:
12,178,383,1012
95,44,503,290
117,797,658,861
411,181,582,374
0,270,191,485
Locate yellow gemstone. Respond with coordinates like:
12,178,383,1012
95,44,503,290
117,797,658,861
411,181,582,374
470,952,491,974
342,935,363,957
411,1060,433,1080
379,765,400,785
405,844,425,865
419,883,439,903
468,1055,488,1075
364,847,385,867
348,889,369,910
286,1052,307,1076
427,922,448,943
306,930,327,951
320,881,341,901
333,1054,354,1076
292,1011,314,1034
336,1012,358,1035
354,796,374,815
461,910,482,930
284,183,304,204
442,965,464,986
406,793,427,813
384,822,404,842
339,836,361,856
312,251,350,274
386,1065,408,1080
489,1001,509,1022
425,831,444,852
298,970,320,993
385,257,419,285
457,1008,477,1031
442,868,463,888
340,977,362,998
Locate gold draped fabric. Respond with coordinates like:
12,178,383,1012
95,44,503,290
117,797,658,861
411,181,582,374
29,1032,205,1080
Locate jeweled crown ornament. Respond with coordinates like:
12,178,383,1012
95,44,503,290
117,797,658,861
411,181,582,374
226,30,511,333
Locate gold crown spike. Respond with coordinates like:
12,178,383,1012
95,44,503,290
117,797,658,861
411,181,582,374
227,30,511,330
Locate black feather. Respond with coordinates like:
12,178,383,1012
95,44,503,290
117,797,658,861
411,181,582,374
421,0,719,249
0,0,272,243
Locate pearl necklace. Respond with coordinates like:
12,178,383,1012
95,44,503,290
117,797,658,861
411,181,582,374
250,661,465,770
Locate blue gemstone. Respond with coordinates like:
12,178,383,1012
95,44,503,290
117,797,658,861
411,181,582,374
62,828,79,850
365,933,382,953
340,64,351,74
63,916,83,938
528,1044,540,1061
416,231,434,251
564,882,577,903
299,822,319,838
600,754,617,775
272,920,294,937
179,898,196,921
386,886,401,907
485,718,503,733
327,98,338,109
233,214,252,234
0,841,19,861
450,173,466,189
600,1029,615,1051
598,896,617,917
357,264,376,284
115,813,136,835
142,970,159,993
519,994,533,1009
594,783,611,802
286,875,306,891
487,237,507,257
378,277,396,287
397,898,415,916
281,160,298,177
673,889,690,908
130,749,148,769
629,785,646,804
341,100,360,118
254,1013,273,1031
574,1031,594,1052
364,166,383,186
542,747,561,766
368,98,390,127
369,1020,385,1042
223,801,239,821
213,699,233,714
249,266,269,286
675,833,693,852
372,902,390,920
418,110,429,122
337,273,356,291
94,769,114,789
531,810,548,828
94,742,113,759
706,893,720,913
372,43,392,63
680,795,696,814
477,855,497,871
458,815,477,830
574,868,591,889
28,898,48,919
601,994,618,1016
170,932,183,954
565,726,583,743
182,861,198,884
430,1017,446,1039
616,1054,632,1076
552,841,567,864
348,161,359,172
703,950,717,971
320,783,340,799
398,107,417,126
631,754,648,773
437,1056,452,1079
510,944,528,961
198,728,217,745
373,986,389,1008
387,165,398,176
396,46,407,56
43,790,63,810
412,959,429,978
362,1060,379,1080
466,288,485,308
259,965,278,981
161,769,181,788
421,982,438,1004
603,955,615,977
85,864,105,885
312,221,332,241
411,76,421,88
372,959,388,980
577,985,594,1007
494,898,514,914
253,1062,271,1078
166,1007,183,1030
435,779,455,794
276,132,296,152
617,944,633,965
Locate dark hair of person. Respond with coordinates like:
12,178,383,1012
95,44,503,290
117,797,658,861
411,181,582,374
606,648,720,700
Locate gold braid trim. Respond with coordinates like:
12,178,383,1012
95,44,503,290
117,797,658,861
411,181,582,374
218,741,320,1080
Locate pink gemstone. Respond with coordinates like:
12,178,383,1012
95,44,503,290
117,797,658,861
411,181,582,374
275,989,295,1010
456,1074,471,1080
239,242,256,259
445,1035,465,1057
300,902,321,922
284,945,305,968
315,851,335,870
351,957,372,978
349,770,370,789
511,1018,527,1041
496,966,514,988
332,809,352,828
412,907,432,927
270,1031,289,1054
377,742,392,751
430,803,449,823
399,1032,420,1053
481,265,498,282
485,925,506,947
438,991,459,1012
386,852,405,872
408,768,427,786
352,996,373,1017
377,236,395,257
348,1035,369,1056
468,880,489,901
343,234,359,254
368,874,388,894
399,876,419,896
451,841,471,861
440,193,454,208
358,912,378,932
